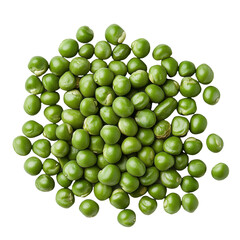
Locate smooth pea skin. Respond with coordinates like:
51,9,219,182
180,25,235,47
139,196,157,215
64,90,83,109
105,24,125,45
98,164,121,186
149,65,167,85
94,68,114,86
127,57,147,74
121,137,142,155
152,139,164,153
56,188,75,208
28,56,48,76
131,38,150,58
58,39,79,58
103,144,122,163
153,44,172,60
100,125,121,144
120,172,139,193
117,209,136,227
59,71,76,91
90,59,108,73
79,199,99,217
181,176,199,193
79,43,94,59
79,74,97,97
163,193,181,214
32,139,51,158
43,158,60,176
113,76,131,96
76,26,94,43
161,57,178,77
154,98,177,121
154,152,174,171
135,109,156,128
42,73,59,92
177,98,197,115
80,98,98,117
203,86,220,105
43,124,58,140
49,56,70,76
171,116,189,137
51,140,70,158
130,185,147,198
148,183,166,200
137,128,155,146
95,86,115,106
77,150,97,168
22,120,43,138
129,70,149,88
112,97,134,118
35,174,55,192
180,77,201,98
126,157,146,177
94,182,112,201
196,63,214,84
188,159,207,178
89,136,104,154
56,123,73,141
190,114,207,134
145,84,165,103
110,189,130,209
184,137,203,155
138,146,155,167
24,157,42,176
72,179,92,197
178,61,196,77
109,61,127,76
61,109,85,129
69,57,90,76
112,44,131,61
95,41,112,60
41,92,60,105
118,117,138,137
84,166,100,184
162,79,179,97
131,92,150,110
57,172,72,188
24,95,41,115
140,166,159,186
25,75,44,94
174,153,189,170
182,193,199,213
63,160,83,180
206,134,224,153
44,105,63,123
160,169,182,189
83,115,103,135
163,136,182,155
211,163,229,180
100,106,119,125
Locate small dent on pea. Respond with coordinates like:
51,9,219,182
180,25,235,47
118,32,126,44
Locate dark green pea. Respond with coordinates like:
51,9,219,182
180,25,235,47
100,125,121,144
51,140,70,158
152,44,172,60
40,92,60,105
43,123,58,140
188,159,206,178
105,24,125,45
118,117,138,137
120,172,139,193
211,163,229,180
100,106,119,125
177,98,197,115
126,157,146,177
117,156,127,172
203,86,220,105
103,144,122,164
184,137,203,155
178,61,196,77
42,158,60,176
136,128,154,146
49,56,69,76
140,166,159,186
161,57,178,77
24,95,41,115
182,193,199,213
174,153,189,170
162,79,179,97
206,133,223,153
95,86,115,106
145,84,165,103
129,70,149,88
76,26,94,43
63,160,83,181
80,98,98,117
95,41,112,60
94,68,114,86
131,92,150,111
160,169,182,188
76,149,97,168
131,38,150,58
69,57,90,76
32,139,51,158
117,209,136,227
79,74,97,97
154,97,177,121
180,77,201,97
94,182,112,201
58,39,79,58
28,56,48,76
83,115,103,135
112,97,134,117
64,90,83,109
113,76,131,96
72,179,92,197
148,183,166,200
163,136,182,155
196,63,214,84
139,196,157,215
149,65,167,85
154,152,174,171
79,199,99,217
190,114,207,134
135,109,156,128
68,146,79,160
56,123,73,141
109,61,127,76
56,188,75,208
130,185,147,198
61,109,85,129
89,136,104,154
84,166,100,183
42,73,59,92
24,157,42,176
121,137,141,155
98,164,121,186
25,75,44,94
138,147,155,167
57,172,72,188
153,120,171,139
44,105,63,123
110,189,130,209
163,193,181,214
112,44,131,61
22,120,43,138
151,139,164,153
181,176,199,192
90,59,108,73
127,57,147,74
171,116,189,137
35,174,55,192
79,43,94,59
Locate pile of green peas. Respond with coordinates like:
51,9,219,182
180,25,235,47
13,24,229,227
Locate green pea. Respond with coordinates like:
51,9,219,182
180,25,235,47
105,24,125,45
94,68,114,86
94,182,112,201
95,41,112,60
110,189,130,209
28,56,48,76
163,136,182,155
98,164,121,186
108,61,127,76
130,185,148,198
120,172,139,193
24,94,41,115
55,123,73,141
112,44,131,61
174,153,189,171
131,92,150,110
211,163,229,180
152,44,172,60
51,140,70,158
149,65,167,85
113,76,131,96
32,139,51,158
72,179,92,197
89,136,104,154
43,158,60,176
79,74,97,97
154,152,174,171
160,169,182,188
163,193,181,214
40,92,59,105
162,79,179,97
188,159,206,178
95,86,115,106
25,75,44,94
135,109,156,128
44,105,63,123
153,120,171,139
127,57,147,74
58,71,76,91
100,106,119,125
76,150,97,168
68,146,79,160
151,139,164,153
42,73,59,92
203,86,220,105
79,199,99,217
177,98,197,115
76,26,94,43
131,38,150,58
140,166,159,186
97,154,109,169
182,193,199,213
126,157,146,177
56,188,75,208
69,57,90,76
180,77,201,97
24,157,42,176
84,166,100,183
178,61,196,77
43,123,58,140
35,174,55,192
145,84,165,103
49,56,69,76
63,160,83,181
64,90,83,109
161,57,178,77
117,156,128,172
80,98,98,117
57,172,72,188
79,43,94,59
190,114,207,134
100,125,120,144
196,63,214,84
184,137,203,155
57,157,70,169
90,59,108,73
138,146,155,167
117,118,138,137
136,128,155,146
148,183,166,200
181,176,199,192
103,144,122,164
112,97,134,117
83,115,103,135
171,116,189,137
129,70,149,88
22,120,43,138
139,196,157,215
61,109,85,129
117,209,136,227
206,133,224,153
58,39,79,58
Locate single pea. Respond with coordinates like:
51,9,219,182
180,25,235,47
84,166,100,183
108,61,127,76
35,174,55,192
59,71,76,91
28,56,48,76
120,172,139,193
42,73,59,92
180,77,201,97
112,44,131,61
181,176,199,192
171,116,189,137
40,92,60,106
174,153,189,170
117,209,136,227
182,193,199,213
95,41,112,60
110,189,130,209
79,199,99,217
79,43,94,59
49,56,69,76
206,133,224,153
163,136,182,155
105,24,125,45
32,139,51,158
69,57,90,76
51,140,70,158
136,128,155,146
153,120,171,139
161,57,178,77
22,120,43,138
97,154,109,169
131,92,150,110
127,57,147,74
79,74,97,97
131,38,150,58
76,26,94,43
184,137,203,155
25,75,44,94
188,159,207,178
103,144,122,164
43,158,60,176
83,115,103,135
98,164,121,186
94,68,114,86
190,114,207,134
177,98,197,115
72,179,92,197
118,117,138,137
178,61,196,77
151,139,164,153
126,157,146,177
149,65,167,85
57,172,72,188
43,123,58,140
196,63,214,84
163,193,181,214
56,188,75,208
95,86,115,106
154,152,175,171
63,160,83,181
68,146,79,160
129,70,149,88
89,136,104,154
160,169,182,188
138,146,155,167
148,183,166,200
100,106,119,125
162,79,180,97
139,196,157,215
152,44,172,60
139,166,159,186
113,76,131,96
76,150,97,168
117,156,128,172
61,109,85,129
56,123,73,141
211,163,229,180
145,84,165,103
100,125,121,144
130,185,148,198
58,39,79,58
24,95,41,115
44,105,63,123
94,182,112,201
135,109,156,129
90,59,108,73
203,86,220,105
24,157,42,176
112,97,134,117
64,90,83,109
80,98,98,117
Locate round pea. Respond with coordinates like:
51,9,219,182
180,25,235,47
43,123,58,140
51,140,70,158
131,92,150,110
163,136,182,155
105,24,125,45
188,159,207,178
94,68,114,86
79,43,94,59
79,199,99,217
44,105,63,123
177,98,197,115
180,77,201,98
196,63,214,84
94,182,112,201
139,196,157,215
130,185,148,198
58,39,79,58
35,174,55,192
63,160,83,181
160,169,182,188
112,44,131,61
95,41,112,60
174,153,189,171
108,61,127,76
64,90,83,109
100,125,121,144
138,146,155,167
76,26,94,43
72,179,92,197
61,109,85,129
97,154,109,169
103,144,122,164
149,65,167,85
32,139,51,158
98,164,121,186
43,158,60,176
28,56,48,76
190,114,207,134
80,98,98,117
121,137,141,155
113,76,131,96
161,57,178,77
22,120,43,138
153,120,171,139
126,157,146,177
184,137,203,155
203,86,220,105
182,193,199,213
152,44,172,60
24,157,42,176
139,166,159,186
211,163,229,180
162,79,179,97
100,106,119,125
148,183,166,200
83,115,103,135
25,75,44,94
90,59,108,73
135,109,156,128
42,73,59,92
57,172,72,188
145,84,165,103
49,56,69,76
154,152,174,171
120,172,139,193
178,61,196,77
136,128,155,146
117,209,136,227
69,57,90,76
79,74,97,97
171,116,189,137
59,71,76,91
131,38,150,58
181,176,199,192
163,193,181,214
95,86,115,106
151,139,164,153
56,123,73,141
112,97,134,117
127,57,147,74
89,136,104,154
41,92,60,105
56,188,75,208
84,166,100,184
110,189,130,209
24,95,41,115
76,149,97,168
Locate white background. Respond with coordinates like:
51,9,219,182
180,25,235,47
0,0,239,239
